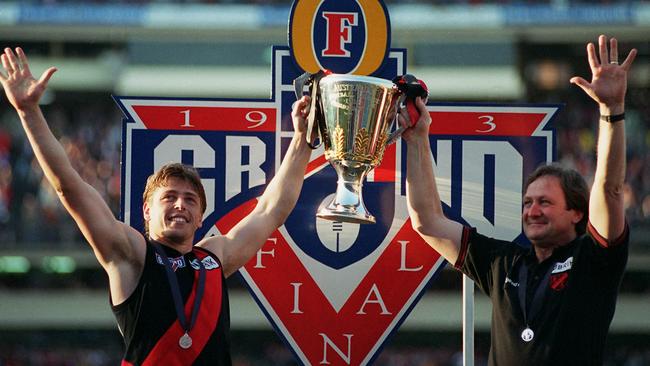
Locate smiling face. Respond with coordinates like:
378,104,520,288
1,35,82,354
143,177,204,247
522,175,584,249
141,163,207,247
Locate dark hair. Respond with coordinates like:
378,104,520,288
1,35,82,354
142,163,207,234
524,163,589,235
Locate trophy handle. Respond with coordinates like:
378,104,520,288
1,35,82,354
386,74,430,146
385,94,407,146
293,70,330,149
305,82,322,149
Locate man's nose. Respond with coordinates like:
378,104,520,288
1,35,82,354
174,198,186,210
527,202,542,216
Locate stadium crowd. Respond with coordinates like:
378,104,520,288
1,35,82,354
559,91,650,226
0,98,122,246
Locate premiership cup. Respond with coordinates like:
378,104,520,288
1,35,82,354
299,73,405,224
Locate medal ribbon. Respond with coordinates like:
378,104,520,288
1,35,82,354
139,245,222,366
517,260,553,336
152,242,206,342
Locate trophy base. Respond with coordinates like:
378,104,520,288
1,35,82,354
317,161,376,224
317,208,376,225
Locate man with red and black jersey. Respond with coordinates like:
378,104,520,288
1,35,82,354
114,228,233,365
0,47,312,365
402,35,636,365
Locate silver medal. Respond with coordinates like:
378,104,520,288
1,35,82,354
521,327,534,342
179,332,193,349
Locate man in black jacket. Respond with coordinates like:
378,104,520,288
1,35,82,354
403,35,636,365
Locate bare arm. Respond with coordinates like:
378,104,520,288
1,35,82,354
201,96,312,277
570,35,637,241
403,97,464,264
0,48,144,301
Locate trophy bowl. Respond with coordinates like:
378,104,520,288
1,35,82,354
314,74,402,224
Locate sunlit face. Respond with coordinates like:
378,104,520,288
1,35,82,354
143,177,203,246
522,175,583,248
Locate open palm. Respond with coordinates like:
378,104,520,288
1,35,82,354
0,47,56,111
570,35,637,110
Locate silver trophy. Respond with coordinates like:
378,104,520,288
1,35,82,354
296,72,407,224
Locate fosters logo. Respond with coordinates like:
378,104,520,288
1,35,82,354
290,0,390,75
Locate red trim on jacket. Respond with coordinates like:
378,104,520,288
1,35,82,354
587,220,629,248
454,226,472,269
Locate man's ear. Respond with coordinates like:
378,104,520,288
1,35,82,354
143,201,151,222
572,209,584,225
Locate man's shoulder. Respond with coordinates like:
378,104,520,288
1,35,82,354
470,228,524,249
196,236,227,262
466,227,527,263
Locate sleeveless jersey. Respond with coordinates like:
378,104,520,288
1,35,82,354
112,239,232,365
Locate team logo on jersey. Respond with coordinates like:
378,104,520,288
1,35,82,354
290,0,390,75
155,253,186,272
192,256,220,270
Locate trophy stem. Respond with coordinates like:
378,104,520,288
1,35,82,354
317,162,376,224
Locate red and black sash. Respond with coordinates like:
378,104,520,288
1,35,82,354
122,248,223,366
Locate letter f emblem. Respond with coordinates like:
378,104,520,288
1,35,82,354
322,12,358,57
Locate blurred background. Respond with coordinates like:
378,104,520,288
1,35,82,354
0,0,648,365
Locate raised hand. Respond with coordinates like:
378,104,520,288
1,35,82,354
570,35,637,114
400,96,431,143
291,94,313,141
0,47,57,112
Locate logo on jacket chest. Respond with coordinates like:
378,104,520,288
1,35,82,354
550,256,572,291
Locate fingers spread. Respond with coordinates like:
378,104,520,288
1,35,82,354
4,48,20,73
1,52,13,74
38,67,57,86
598,34,608,65
16,47,31,75
609,37,619,64
621,48,637,70
586,43,598,71
569,76,589,89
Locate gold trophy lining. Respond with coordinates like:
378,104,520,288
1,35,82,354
324,125,389,166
